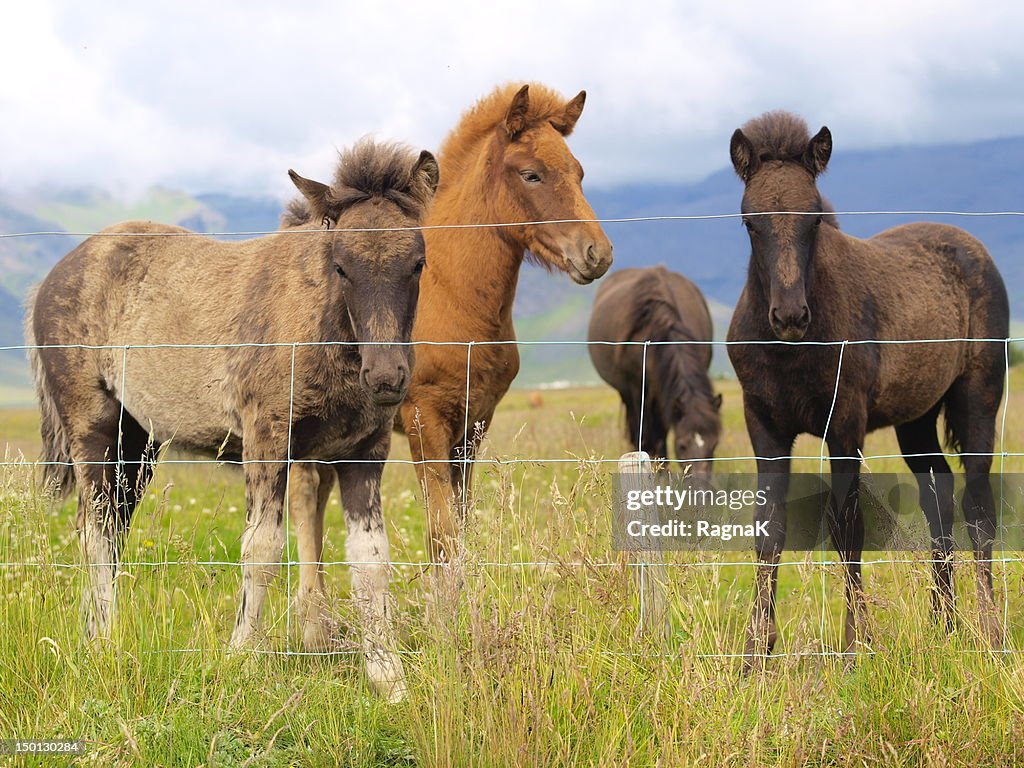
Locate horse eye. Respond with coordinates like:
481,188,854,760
814,215,823,227
335,264,347,279
519,170,542,184
413,258,426,276
742,217,754,231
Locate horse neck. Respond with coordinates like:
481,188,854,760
638,292,713,425
264,232,354,343
742,224,846,309
421,158,526,340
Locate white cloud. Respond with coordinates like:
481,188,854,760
2,0,1023,196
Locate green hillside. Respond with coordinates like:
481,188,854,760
25,186,223,235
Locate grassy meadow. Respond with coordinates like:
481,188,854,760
2,371,1024,766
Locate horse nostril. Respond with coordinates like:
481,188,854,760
586,243,596,265
799,306,811,326
770,308,781,326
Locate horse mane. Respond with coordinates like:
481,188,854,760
631,270,719,433
282,139,433,227
822,197,840,230
438,83,575,180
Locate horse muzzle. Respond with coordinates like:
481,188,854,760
564,238,613,285
769,304,811,341
360,360,409,406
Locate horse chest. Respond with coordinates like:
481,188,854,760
469,344,520,416
289,398,390,459
732,348,846,436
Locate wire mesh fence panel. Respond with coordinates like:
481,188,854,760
3,212,1022,659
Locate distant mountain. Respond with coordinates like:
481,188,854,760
1,135,1023,400
515,137,1024,383
190,193,285,236
585,136,1024,315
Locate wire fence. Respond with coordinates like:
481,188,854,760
2,210,1022,660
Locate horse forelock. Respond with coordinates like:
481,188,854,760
439,83,576,177
281,139,432,227
742,111,812,163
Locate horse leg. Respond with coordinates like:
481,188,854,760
945,374,1004,647
406,406,459,562
70,392,155,640
337,437,406,703
634,382,667,460
895,408,956,631
826,433,870,653
229,438,288,649
292,463,337,651
450,420,485,524
623,391,641,453
639,390,668,462
742,400,794,671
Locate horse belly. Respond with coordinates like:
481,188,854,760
115,347,237,451
868,342,963,427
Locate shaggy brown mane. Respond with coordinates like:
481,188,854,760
740,110,812,164
282,139,432,227
438,83,576,180
741,110,840,228
631,271,720,435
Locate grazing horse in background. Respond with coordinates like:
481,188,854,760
726,111,1008,667
398,83,614,561
588,266,722,474
26,140,439,702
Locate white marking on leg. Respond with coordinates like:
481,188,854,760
82,493,115,641
347,519,405,703
230,508,284,648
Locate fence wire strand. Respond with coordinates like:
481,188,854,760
2,208,1024,241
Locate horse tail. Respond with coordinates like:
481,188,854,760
941,404,964,458
25,289,75,498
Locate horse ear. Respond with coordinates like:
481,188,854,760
288,169,332,219
412,150,440,199
803,126,832,176
551,90,586,135
730,129,759,182
504,84,531,139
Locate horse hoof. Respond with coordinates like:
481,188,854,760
980,614,1004,650
366,651,406,704
228,624,259,651
302,616,347,653
740,653,768,676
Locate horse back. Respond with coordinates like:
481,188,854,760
588,266,714,393
867,222,1009,341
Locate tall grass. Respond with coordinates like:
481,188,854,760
1,373,1023,766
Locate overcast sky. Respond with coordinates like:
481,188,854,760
2,1,1023,197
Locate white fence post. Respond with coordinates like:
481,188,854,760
618,450,669,643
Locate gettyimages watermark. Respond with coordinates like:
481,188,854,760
611,472,1024,552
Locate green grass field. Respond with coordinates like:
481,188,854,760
2,373,1024,766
